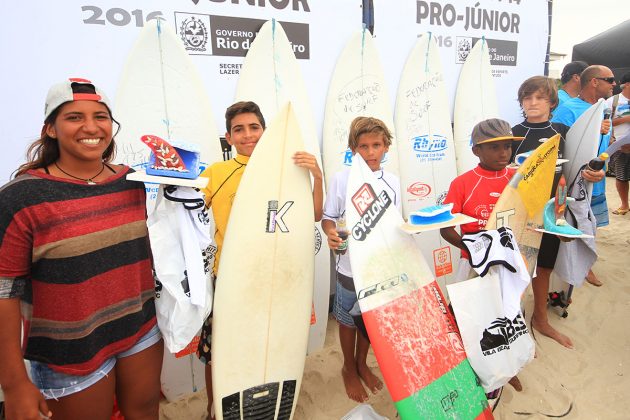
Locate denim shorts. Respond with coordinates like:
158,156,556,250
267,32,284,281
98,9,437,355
30,323,161,400
333,273,361,328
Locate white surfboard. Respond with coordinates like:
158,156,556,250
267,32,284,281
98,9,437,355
114,17,222,401
212,104,313,420
395,32,459,295
549,99,605,317
114,17,222,200
322,28,399,188
453,37,499,175
235,19,328,354
345,155,490,419
562,99,606,195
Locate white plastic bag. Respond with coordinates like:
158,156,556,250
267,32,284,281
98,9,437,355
447,273,535,392
341,404,389,420
147,185,215,353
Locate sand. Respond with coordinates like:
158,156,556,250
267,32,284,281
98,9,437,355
159,180,630,419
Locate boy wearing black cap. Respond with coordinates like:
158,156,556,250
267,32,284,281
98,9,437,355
440,118,525,392
440,118,523,284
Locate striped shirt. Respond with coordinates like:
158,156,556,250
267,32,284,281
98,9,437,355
0,167,156,375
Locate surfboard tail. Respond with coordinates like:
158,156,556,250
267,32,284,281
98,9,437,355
362,281,489,419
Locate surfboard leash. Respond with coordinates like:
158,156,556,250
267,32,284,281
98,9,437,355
513,401,573,418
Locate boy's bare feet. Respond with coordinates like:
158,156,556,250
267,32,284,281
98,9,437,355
508,376,523,392
532,315,574,348
357,363,383,394
342,365,368,402
586,270,602,287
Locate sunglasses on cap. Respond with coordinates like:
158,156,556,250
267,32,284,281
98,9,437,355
595,77,616,84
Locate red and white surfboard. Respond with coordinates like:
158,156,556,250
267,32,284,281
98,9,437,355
346,154,492,419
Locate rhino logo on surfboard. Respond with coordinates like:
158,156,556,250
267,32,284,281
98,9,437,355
412,134,448,153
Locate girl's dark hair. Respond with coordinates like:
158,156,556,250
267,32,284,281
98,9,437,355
14,84,119,178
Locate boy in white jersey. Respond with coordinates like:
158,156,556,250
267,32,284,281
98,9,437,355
322,116,401,402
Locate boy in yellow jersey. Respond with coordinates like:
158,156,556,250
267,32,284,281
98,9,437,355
196,101,323,419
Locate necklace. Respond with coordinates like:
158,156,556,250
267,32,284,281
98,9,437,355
54,162,105,185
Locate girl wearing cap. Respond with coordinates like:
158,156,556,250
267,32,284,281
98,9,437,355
0,78,162,419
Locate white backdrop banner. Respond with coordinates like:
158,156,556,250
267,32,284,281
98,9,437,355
0,1,548,184
373,0,549,124
0,0,361,183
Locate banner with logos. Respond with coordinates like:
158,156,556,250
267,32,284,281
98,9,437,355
0,0,361,183
372,0,549,124
0,1,549,184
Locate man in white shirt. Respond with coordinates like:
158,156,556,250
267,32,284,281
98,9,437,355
607,72,630,215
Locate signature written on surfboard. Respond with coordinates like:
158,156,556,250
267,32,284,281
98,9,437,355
337,80,380,113
350,184,392,241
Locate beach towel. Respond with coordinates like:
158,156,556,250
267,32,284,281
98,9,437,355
461,227,531,319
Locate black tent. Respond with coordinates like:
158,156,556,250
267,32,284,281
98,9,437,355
572,19,630,80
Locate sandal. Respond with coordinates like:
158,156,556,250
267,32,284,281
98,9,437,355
612,207,629,215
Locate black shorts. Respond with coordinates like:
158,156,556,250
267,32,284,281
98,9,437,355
197,315,212,364
196,275,216,365
536,232,560,269
613,151,630,182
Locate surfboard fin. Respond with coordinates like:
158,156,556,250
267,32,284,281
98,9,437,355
141,134,187,171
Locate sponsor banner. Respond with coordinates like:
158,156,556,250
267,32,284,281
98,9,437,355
455,37,518,66
0,0,359,183
373,0,548,125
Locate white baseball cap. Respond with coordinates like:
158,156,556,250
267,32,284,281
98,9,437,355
44,77,111,119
